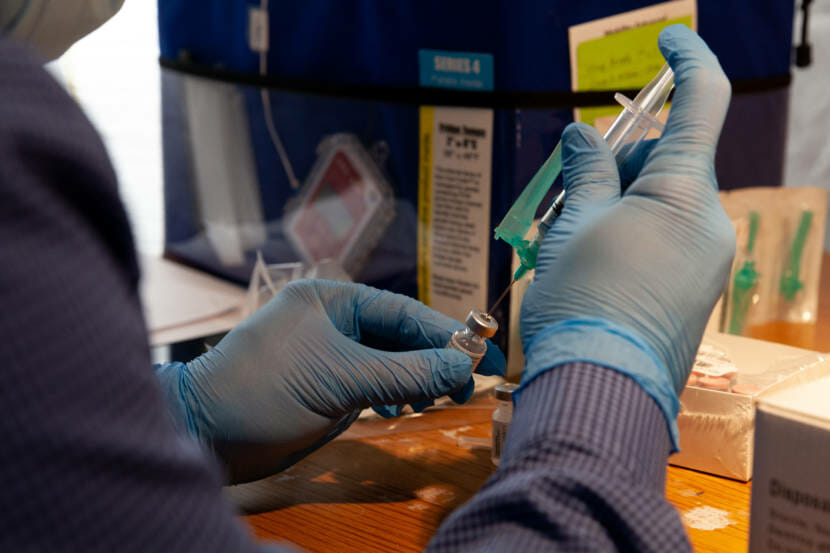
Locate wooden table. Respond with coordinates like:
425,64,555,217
231,253,830,552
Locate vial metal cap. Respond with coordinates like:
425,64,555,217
494,382,519,401
465,309,499,338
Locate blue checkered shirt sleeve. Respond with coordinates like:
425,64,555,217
0,38,287,553
426,363,692,552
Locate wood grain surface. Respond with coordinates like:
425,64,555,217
232,252,830,552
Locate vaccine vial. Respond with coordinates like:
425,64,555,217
491,383,518,466
446,310,499,370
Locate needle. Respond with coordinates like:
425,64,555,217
487,279,516,316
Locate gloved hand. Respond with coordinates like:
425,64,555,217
519,25,735,449
156,279,504,482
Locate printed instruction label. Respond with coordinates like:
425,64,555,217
418,107,493,322
418,49,494,91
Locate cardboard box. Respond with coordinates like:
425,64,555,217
670,333,827,481
749,374,830,552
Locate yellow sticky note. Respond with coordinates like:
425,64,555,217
576,16,691,126
576,16,693,91
568,0,696,126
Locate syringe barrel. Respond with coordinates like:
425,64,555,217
603,93,665,164
536,189,565,239
604,62,673,163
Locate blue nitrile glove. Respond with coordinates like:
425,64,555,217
156,279,504,482
519,25,735,450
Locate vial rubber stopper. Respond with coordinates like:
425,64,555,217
465,309,499,338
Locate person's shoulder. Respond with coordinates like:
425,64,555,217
0,35,42,67
0,37,73,111
0,35,116,187
0,35,139,287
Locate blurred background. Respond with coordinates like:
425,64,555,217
48,2,830,255
44,1,830,357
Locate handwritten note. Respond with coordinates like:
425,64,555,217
568,0,696,125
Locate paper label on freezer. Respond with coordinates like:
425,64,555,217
568,0,696,125
418,49,494,91
418,106,493,322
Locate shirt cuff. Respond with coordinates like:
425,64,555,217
504,362,672,492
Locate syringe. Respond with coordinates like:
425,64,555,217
488,64,675,315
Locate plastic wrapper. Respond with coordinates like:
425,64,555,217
672,332,829,481
719,187,827,348
245,251,351,315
